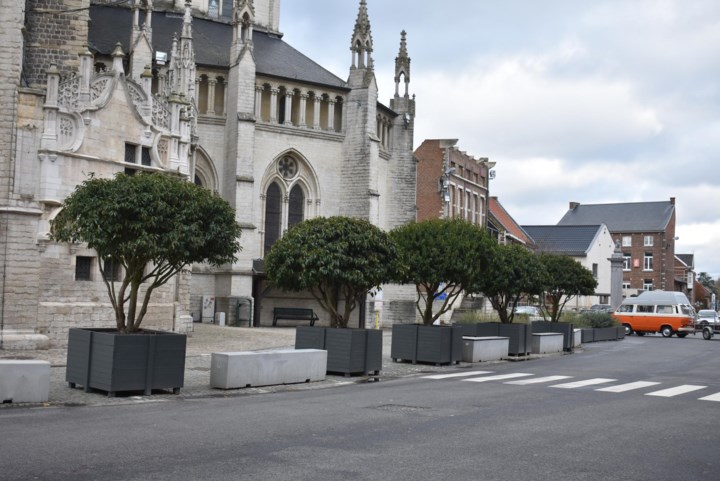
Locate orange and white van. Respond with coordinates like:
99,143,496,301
612,290,696,338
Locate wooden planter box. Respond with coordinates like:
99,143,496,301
531,321,575,351
460,322,531,356
391,324,463,365
66,328,186,397
295,326,382,376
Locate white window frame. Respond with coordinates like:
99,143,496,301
623,254,631,271
644,235,653,247
643,253,653,271
622,235,632,247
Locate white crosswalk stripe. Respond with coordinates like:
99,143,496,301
551,378,617,389
505,375,573,385
421,371,492,380
596,381,661,393
420,371,719,403
462,373,533,383
698,393,720,402
645,385,707,398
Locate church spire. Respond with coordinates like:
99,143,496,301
173,0,196,99
350,0,373,70
232,0,255,53
394,30,411,98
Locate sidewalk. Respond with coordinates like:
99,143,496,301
0,324,539,408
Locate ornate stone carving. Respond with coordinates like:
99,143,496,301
58,74,79,110
152,96,171,130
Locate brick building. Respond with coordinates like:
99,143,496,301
557,199,678,296
0,0,417,346
414,139,493,225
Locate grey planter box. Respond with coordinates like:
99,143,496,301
531,321,575,351
581,326,625,343
460,322,531,356
391,324,463,365
295,326,382,376
66,328,186,397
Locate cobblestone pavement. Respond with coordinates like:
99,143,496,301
0,324,553,409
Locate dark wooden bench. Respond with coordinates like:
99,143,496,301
272,307,318,327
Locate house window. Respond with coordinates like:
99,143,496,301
592,263,598,278
643,253,653,271
75,256,93,281
643,279,654,291
622,282,631,289
622,236,632,247
102,259,122,282
623,254,631,271
644,235,653,247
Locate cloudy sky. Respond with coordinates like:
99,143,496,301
281,0,720,279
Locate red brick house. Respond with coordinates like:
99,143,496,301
557,198,677,295
415,139,493,225
488,197,535,248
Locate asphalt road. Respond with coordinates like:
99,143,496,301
2,333,719,481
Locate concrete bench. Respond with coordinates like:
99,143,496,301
462,336,509,362
210,349,327,389
0,360,51,403
532,332,564,354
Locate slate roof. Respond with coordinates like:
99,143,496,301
557,200,674,233
88,6,348,90
521,225,605,257
675,254,694,268
488,198,534,246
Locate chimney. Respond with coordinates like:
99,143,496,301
670,197,676,205
569,202,580,210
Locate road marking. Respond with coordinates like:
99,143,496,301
646,385,707,398
596,381,661,393
505,375,573,385
421,371,492,380
462,373,533,383
698,393,720,402
551,378,617,389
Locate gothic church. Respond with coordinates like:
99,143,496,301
0,0,417,346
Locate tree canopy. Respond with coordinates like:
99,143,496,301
390,218,494,325
470,243,546,323
264,216,397,328
539,253,598,322
51,172,242,332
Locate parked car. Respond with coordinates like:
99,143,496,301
589,304,613,313
513,306,542,319
695,310,719,328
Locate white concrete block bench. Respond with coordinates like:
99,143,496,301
210,349,327,389
0,360,51,403
531,333,564,354
462,336,509,362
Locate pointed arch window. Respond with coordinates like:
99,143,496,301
288,185,305,229
264,183,282,255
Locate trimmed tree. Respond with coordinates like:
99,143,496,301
264,216,397,328
51,173,242,333
539,253,598,322
470,243,546,323
390,218,494,325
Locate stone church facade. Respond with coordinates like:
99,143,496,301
0,0,417,347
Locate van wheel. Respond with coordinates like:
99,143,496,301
661,326,673,338
703,328,713,340
623,324,633,336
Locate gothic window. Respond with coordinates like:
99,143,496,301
75,256,93,281
264,183,282,255
288,185,305,229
